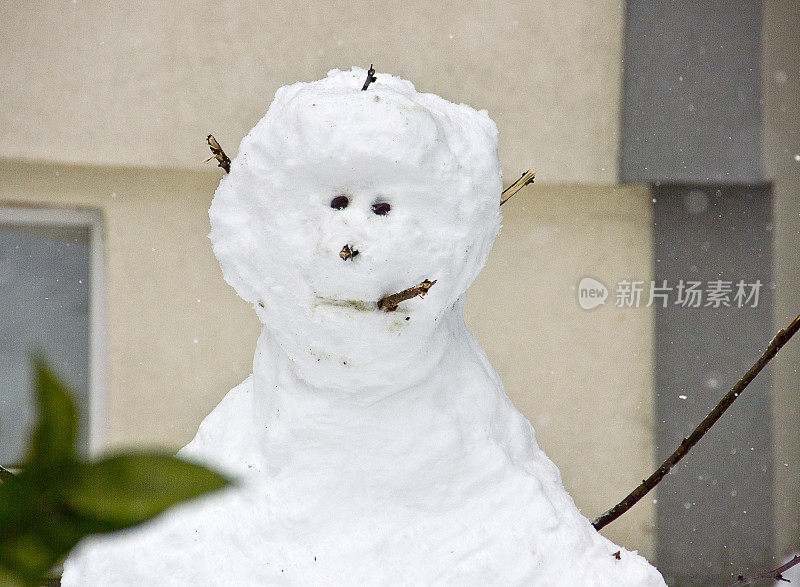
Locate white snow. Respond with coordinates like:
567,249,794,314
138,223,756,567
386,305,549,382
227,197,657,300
62,67,665,585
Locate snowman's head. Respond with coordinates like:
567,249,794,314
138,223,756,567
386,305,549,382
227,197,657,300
209,68,502,393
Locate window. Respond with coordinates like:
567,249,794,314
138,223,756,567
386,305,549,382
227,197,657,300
0,206,105,466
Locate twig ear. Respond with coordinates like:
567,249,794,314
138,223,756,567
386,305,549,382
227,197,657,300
500,170,535,206
205,135,231,174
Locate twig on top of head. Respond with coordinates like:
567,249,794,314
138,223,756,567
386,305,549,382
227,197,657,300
362,64,377,91
500,170,536,206
205,135,231,174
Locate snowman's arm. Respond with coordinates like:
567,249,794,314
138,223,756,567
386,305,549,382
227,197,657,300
204,134,231,173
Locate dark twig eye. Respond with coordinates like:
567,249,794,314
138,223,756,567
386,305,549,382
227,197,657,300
330,195,349,210
371,202,391,216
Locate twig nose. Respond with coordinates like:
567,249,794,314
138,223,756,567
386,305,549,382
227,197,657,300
339,244,359,261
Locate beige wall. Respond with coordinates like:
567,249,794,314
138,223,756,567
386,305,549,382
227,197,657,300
0,159,656,557
0,161,260,449
763,0,800,560
0,1,624,184
466,183,656,556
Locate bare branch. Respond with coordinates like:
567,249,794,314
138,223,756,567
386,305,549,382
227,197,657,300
728,554,800,586
361,64,377,91
592,312,800,531
205,134,231,174
377,280,436,312
500,170,536,206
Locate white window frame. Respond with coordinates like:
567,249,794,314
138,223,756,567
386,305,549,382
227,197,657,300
0,205,106,457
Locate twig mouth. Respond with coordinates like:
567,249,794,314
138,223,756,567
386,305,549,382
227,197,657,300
313,297,377,312
377,279,436,312
312,279,437,314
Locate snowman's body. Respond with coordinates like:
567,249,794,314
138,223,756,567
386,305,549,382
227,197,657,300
62,68,665,585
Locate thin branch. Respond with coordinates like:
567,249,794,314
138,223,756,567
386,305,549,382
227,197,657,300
361,64,377,91
377,279,436,312
500,169,536,206
204,135,231,174
592,312,800,531
728,554,800,586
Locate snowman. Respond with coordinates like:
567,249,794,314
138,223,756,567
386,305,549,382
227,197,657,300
62,68,665,585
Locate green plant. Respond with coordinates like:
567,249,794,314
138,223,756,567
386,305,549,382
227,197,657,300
0,359,231,586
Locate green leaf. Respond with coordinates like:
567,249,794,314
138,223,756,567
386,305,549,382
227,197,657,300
0,531,58,585
25,359,78,469
0,362,230,585
60,453,230,528
0,469,44,534
0,564,28,587
0,468,83,586
0,454,229,584
0,465,15,485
